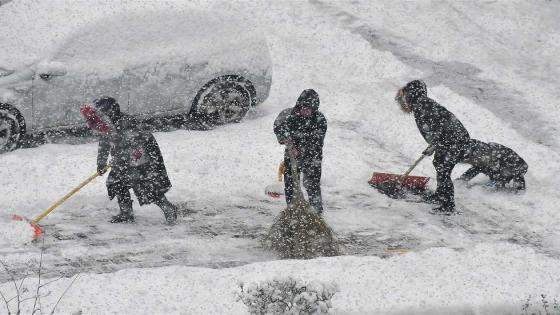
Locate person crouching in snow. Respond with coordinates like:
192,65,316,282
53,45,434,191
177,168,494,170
274,89,327,214
457,139,527,191
81,96,178,224
395,80,470,214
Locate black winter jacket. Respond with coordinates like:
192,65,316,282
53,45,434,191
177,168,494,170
97,114,172,205
274,108,327,161
403,80,470,148
459,139,528,181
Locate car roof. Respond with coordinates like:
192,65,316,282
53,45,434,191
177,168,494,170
0,0,261,70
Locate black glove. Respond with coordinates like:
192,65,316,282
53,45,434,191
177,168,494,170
422,145,435,156
97,164,108,175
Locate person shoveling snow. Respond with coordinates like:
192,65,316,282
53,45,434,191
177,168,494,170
267,89,338,259
81,96,179,225
395,80,471,215
273,89,327,214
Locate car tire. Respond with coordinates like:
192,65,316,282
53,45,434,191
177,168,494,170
0,103,25,153
191,75,256,125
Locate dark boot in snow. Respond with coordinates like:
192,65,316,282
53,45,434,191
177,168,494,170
111,196,135,223
422,191,441,204
155,196,178,225
110,212,135,223
430,204,456,215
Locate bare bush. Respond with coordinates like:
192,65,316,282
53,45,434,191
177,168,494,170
238,277,338,315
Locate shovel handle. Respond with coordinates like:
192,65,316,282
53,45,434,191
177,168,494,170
398,150,429,185
286,143,305,201
33,165,110,223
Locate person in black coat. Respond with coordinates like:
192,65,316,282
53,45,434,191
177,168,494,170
81,96,178,224
274,89,327,213
457,139,527,191
396,80,470,214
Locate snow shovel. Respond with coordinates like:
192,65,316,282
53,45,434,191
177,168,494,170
265,160,285,198
369,148,431,199
11,165,110,240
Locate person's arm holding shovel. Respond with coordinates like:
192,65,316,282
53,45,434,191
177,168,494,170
422,144,436,156
97,138,110,175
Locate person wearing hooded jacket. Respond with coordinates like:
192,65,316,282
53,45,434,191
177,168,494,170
81,96,178,224
273,89,327,213
395,80,471,214
457,139,527,191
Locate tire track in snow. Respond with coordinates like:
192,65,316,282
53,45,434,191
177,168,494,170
310,0,559,149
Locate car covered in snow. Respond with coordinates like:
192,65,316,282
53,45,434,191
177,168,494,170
0,1,272,152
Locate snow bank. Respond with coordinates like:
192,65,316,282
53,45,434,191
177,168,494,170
0,216,36,246
1,243,559,314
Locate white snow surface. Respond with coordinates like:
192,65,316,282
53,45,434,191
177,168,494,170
2,243,560,314
1,0,560,313
0,217,35,246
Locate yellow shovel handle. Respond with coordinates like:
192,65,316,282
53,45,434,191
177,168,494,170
33,165,111,223
278,160,285,182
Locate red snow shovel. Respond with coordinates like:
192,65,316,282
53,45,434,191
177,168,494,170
11,165,110,240
369,149,430,199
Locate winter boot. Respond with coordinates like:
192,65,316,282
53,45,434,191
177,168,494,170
155,196,178,225
430,204,456,216
111,195,135,223
422,191,441,204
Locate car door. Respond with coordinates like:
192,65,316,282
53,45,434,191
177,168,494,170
32,46,128,129
31,62,89,129
83,72,127,116
123,61,173,118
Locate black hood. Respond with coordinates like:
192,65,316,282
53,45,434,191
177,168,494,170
93,96,122,122
294,89,320,110
403,80,427,105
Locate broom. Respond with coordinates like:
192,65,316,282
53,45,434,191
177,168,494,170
265,144,339,259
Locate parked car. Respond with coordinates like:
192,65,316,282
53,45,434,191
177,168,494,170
0,1,272,153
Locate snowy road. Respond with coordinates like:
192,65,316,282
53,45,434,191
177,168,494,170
2,0,560,289
310,0,560,149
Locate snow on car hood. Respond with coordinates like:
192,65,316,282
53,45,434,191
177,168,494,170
0,0,268,77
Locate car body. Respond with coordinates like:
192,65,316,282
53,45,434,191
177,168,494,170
0,1,272,152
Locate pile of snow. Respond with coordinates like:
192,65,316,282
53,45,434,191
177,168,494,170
1,243,559,314
0,216,36,246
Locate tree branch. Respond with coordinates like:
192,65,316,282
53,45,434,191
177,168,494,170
49,273,80,315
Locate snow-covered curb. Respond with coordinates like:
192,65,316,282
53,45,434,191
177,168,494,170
1,243,558,314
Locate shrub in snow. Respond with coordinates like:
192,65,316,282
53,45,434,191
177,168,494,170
238,277,338,314
521,294,560,315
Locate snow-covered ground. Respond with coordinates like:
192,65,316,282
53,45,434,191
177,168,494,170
1,0,560,314
2,244,560,314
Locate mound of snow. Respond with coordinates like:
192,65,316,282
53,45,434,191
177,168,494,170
0,216,36,246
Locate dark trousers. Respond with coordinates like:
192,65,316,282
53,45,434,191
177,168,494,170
115,187,174,214
284,154,323,212
433,144,466,208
